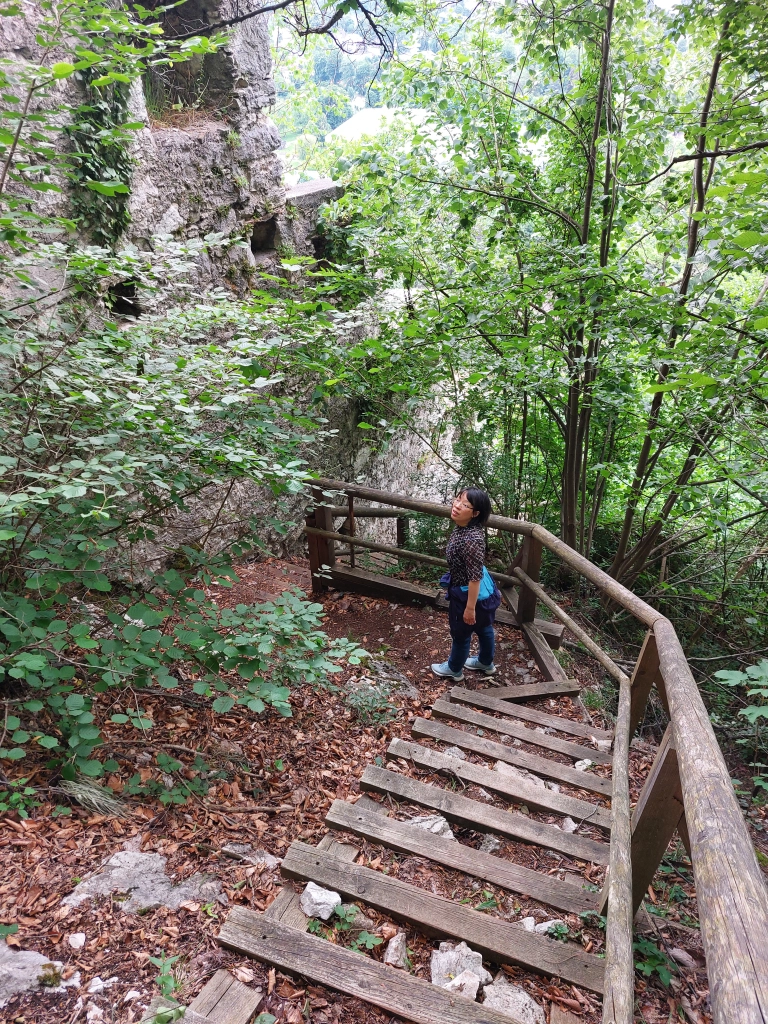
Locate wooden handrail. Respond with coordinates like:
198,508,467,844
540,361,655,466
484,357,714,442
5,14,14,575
307,476,768,1024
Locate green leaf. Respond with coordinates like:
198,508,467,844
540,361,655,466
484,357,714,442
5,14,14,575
85,181,130,196
76,759,104,777
732,231,765,249
51,61,76,79
753,316,768,331
212,696,235,714
0,530,17,541
37,735,59,749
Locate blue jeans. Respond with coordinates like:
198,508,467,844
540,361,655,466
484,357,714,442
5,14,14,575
448,623,495,674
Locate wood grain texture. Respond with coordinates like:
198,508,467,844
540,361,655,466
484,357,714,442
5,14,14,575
516,536,543,624
360,765,609,864
655,617,768,1024
490,681,580,701
411,717,613,797
387,738,611,830
601,672,634,1024
326,798,600,914
264,835,358,930
189,969,263,1023
628,630,663,736
280,841,606,992
450,686,613,742
627,726,684,915
219,908,534,1024
432,699,613,765
522,622,572,685
501,587,565,648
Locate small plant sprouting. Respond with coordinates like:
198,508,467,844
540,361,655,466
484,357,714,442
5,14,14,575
547,922,570,942
350,931,383,953
149,950,182,999
633,937,678,987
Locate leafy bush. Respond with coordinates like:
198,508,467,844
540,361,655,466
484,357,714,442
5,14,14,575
343,677,396,725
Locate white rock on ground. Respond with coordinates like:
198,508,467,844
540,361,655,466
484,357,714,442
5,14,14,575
430,941,492,989
443,969,481,1001
560,817,578,833
409,814,456,841
482,972,546,1023
0,946,79,1007
479,833,502,854
494,761,546,789
591,737,613,752
517,917,536,931
87,975,118,995
573,759,594,772
67,932,86,950
544,781,561,793
383,932,408,968
500,735,522,747
299,881,341,921
63,850,221,913
221,844,281,870
534,919,566,935
443,746,467,761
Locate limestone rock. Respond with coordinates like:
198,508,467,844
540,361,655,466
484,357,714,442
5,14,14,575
517,916,536,932
0,946,79,1007
383,931,408,968
67,932,86,950
560,817,578,833
574,759,594,772
299,881,341,921
545,781,561,793
443,745,467,761
409,814,456,841
87,976,118,995
430,941,492,989
535,919,566,935
479,833,502,854
494,761,546,789
482,973,546,1023
443,969,481,1001
591,736,613,752
63,850,221,913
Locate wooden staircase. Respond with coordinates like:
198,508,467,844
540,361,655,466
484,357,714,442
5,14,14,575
218,680,617,1022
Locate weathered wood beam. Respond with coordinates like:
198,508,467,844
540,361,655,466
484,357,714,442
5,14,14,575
522,622,571,685
448,686,613,742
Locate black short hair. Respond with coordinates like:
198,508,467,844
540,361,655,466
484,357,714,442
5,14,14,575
461,487,492,526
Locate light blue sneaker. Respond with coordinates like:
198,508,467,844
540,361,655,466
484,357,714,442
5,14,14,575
431,661,464,681
464,657,497,676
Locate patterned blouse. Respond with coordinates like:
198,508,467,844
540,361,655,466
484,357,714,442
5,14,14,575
446,522,486,587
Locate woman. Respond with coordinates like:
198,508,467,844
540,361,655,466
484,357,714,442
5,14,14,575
431,487,501,681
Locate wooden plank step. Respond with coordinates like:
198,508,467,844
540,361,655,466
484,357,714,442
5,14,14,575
280,841,605,993
360,766,609,865
411,717,613,797
387,738,611,831
326,798,600,914
265,834,359,929
189,969,263,1023
450,687,613,742
487,681,580,701
219,909,534,1024
522,622,571,684
432,699,613,766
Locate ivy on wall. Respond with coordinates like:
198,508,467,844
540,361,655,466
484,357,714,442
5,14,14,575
65,69,135,247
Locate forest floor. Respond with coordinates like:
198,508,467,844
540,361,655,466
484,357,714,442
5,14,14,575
1,555,766,1024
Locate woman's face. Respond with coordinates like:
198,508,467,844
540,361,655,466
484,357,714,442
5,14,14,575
450,491,478,527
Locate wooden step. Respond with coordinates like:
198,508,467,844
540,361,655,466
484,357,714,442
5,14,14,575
189,969,263,1023
360,766,610,864
265,834,358,930
432,699,613,765
450,687,613,742
387,738,611,831
327,798,600,914
219,908,533,1024
487,681,580,701
411,717,613,797
280,841,605,993
522,622,571,684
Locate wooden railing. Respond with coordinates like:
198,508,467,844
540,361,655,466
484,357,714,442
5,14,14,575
305,478,768,1024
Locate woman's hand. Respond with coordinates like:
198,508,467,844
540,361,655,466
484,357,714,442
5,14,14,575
463,605,476,625
464,580,480,625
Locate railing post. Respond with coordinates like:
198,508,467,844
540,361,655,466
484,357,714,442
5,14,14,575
347,493,356,569
308,484,335,594
516,535,542,624
628,630,668,737
627,725,685,914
